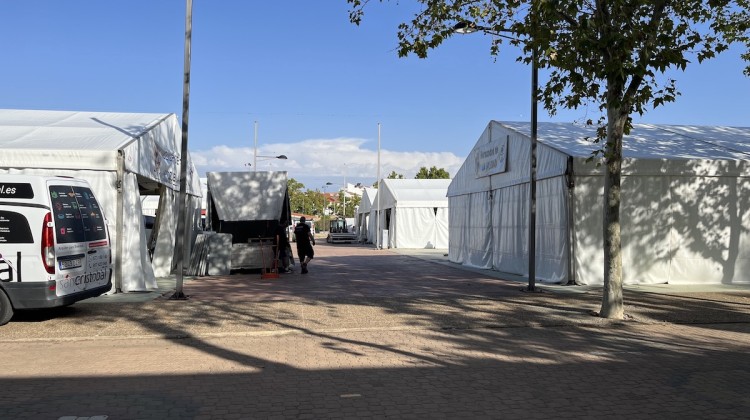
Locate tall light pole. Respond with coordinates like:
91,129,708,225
376,123,382,249
454,20,538,291
343,164,347,218
321,182,333,216
171,0,192,300
253,120,258,171
244,155,287,170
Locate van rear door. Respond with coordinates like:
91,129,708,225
48,183,110,296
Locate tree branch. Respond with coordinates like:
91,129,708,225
623,0,669,112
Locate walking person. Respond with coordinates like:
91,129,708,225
294,216,315,274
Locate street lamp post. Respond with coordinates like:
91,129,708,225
454,20,538,292
244,155,287,170
376,123,382,249
321,181,333,216
343,164,347,218
251,121,288,171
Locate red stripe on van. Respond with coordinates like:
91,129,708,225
89,240,109,248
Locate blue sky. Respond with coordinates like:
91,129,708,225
1,1,748,190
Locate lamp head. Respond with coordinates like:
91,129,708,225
453,21,479,34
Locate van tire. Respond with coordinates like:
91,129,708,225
0,290,13,326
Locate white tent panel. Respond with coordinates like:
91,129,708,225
667,176,750,284
467,193,492,268
207,171,288,222
435,207,449,249
152,188,179,278
535,177,570,282
491,184,528,276
358,188,376,213
368,209,379,246
448,195,468,264
121,173,157,291
393,207,437,249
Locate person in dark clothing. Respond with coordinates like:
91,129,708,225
294,216,315,274
275,221,292,273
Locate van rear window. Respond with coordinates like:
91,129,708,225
73,186,107,241
49,186,107,243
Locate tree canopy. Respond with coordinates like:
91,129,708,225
415,166,450,179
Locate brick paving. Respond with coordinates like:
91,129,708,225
1,242,750,419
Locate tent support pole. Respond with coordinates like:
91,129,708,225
565,156,577,285
115,150,125,293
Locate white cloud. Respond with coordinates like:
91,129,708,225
191,137,465,183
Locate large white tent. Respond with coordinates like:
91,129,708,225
0,109,202,292
373,179,450,249
448,120,750,285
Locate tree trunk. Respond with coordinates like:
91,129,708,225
600,104,626,319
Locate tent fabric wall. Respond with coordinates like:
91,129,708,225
152,187,179,278
468,192,493,268
435,207,449,249
121,173,157,290
447,195,468,263
573,173,750,285
0,110,202,292
450,120,750,286
490,183,531,276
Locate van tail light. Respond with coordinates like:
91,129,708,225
41,212,55,274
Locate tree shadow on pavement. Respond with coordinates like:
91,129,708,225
2,244,750,418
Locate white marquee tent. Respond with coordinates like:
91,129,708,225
373,179,450,249
448,120,750,285
0,109,202,292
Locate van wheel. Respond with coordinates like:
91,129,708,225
0,290,13,326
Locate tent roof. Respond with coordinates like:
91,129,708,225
357,187,377,214
0,109,169,151
501,121,750,161
0,109,200,195
449,121,750,197
376,179,450,209
207,171,289,222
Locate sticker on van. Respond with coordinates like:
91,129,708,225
0,211,33,244
0,183,34,199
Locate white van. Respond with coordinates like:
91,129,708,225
0,175,112,325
